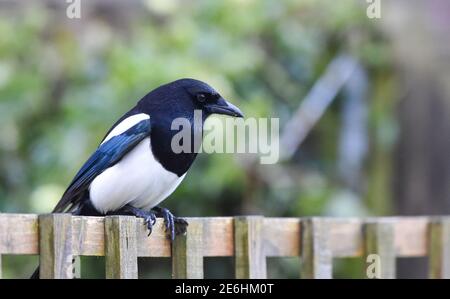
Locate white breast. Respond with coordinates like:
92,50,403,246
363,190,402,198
89,114,186,214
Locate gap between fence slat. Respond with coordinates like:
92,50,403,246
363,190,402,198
428,218,450,279
300,218,332,279
105,216,138,279
364,221,396,279
39,214,74,279
172,218,204,279
234,216,267,279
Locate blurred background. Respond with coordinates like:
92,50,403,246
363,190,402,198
0,0,449,279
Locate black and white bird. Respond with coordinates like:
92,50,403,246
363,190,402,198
31,78,243,278
50,78,243,237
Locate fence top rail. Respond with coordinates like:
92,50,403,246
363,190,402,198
0,213,446,258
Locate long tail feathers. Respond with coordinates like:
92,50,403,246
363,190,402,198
30,267,40,279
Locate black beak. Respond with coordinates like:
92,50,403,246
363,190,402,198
206,98,244,118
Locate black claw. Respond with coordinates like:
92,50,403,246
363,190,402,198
146,213,156,226
144,216,155,236
164,213,171,231
152,206,189,241
169,213,175,241
162,210,175,241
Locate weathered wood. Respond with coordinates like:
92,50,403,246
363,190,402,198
138,217,235,258
300,218,332,279
172,218,204,279
234,216,267,279
0,214,434,259
263,218,300,257
364,220,396,279
203,217,234,257
0,214,450,278
329,219,364,257
428,218,450,279
137,218,171,257
72,216,105,256
39,214,74,279
394,217,428,256
105,216,138,279
0,214,39,254
330,217,429,258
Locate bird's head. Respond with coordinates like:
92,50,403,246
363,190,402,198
179,78,244,119
143,78,243,121
135,79,244,172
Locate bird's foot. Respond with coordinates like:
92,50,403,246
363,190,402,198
139,211,157,237
110,205,157,236
151,206,188,241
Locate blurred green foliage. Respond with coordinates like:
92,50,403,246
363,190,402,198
0,0,395,278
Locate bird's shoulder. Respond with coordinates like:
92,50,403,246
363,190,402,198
102,113,150,144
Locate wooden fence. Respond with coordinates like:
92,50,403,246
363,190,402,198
0,214,449,279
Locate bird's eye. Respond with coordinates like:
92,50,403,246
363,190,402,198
196,93,207,102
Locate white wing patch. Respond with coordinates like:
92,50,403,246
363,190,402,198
90,136,186,214
102,113,150,144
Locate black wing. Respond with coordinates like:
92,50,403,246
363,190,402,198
52,118,151,213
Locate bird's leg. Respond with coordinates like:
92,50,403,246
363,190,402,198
151,206,188,241
108,204,157,236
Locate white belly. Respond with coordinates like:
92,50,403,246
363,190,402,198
89,137,186,214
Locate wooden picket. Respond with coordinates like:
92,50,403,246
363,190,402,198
0,214,449,278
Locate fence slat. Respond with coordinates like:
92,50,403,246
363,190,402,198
0,214,39,255
300,218,332,279
263,218,301,257
172,218,204,279
72,216,105,256
428,218,450,278
39,214,74,279
202,217,234,257
394,217,428,257
3,214,450,279
364,221,396,279
234,216,267,279
105,216,138,279
330,219,364,257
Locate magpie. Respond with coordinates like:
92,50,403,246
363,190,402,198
56,78,242,233
31,78,243,278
